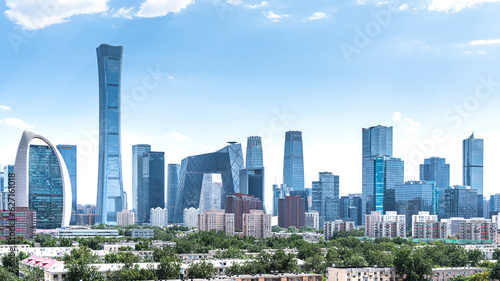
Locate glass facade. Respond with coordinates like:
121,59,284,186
445,186,478,219
173,143,244,223
311,172,340,226
272,184,290,216
240,168,265,211
463,134,484,217
3,165,14,192
56,145,77,225
362,125,393,223
246,136,263,169
132,144,151,218
29,145,63,229
395,180,438,229
167,163,180,223
420,157,450,220
139,151,165,224
96,44,124,225
283,131,305,191
365,156,404,215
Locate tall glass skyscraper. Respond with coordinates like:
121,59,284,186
57,145,77,225
139,151,165,224
96,44,124,225
362,125,393,223
311,172,340,226
463,133,484,217
29,145,63,229
246,136,263,169
167,163,180,223
132,144,151,218
445,185,478,219
365,156,404,215
420,157,449,219
395,180,438,229
283,131,305,191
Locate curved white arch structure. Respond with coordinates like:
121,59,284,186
13,130,72,227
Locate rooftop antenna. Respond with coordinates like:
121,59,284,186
469,132,474,138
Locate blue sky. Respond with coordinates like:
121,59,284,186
1,0,500,211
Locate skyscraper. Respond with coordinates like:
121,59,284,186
167,163,180,223
395,180,438,229
272,183,291,216
365,156,404,215
463,133,484,217
96,44,124,225
283,131,305,191
246,136,263,169
57,145,77,225
139,151,165,224
445,185,478,219
420,157,450,219
240,168,265,210
311,172,340,226
362,125,393,223
132,144,151,218
278,196,306,228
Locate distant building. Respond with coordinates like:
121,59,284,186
272,184,291,216
132,144,151,219
198,210,235,236
56,144,78,225
116,209,135,226
463,133,484,218
58,228,119,238
278,196,305,229
411,211,448,239
150,207,168,227
445,186,478,219
420,157,450,220
139,151,165,224
167,164,180,223
225,193,262,230
283,131,305,191
305,211,319,229
327,267,486,281
459,219,496,243
395,181,438,229
324,220,355,238
246,136,264,169
242,210,271,238
183,207,200,229
131,229,154,238
312,172,339,226
0,208,37,239
365,211,405,238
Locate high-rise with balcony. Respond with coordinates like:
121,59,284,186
96,44,124,225
420,157,450,219
132,144,151,219
283,131,304,191
463,133,484,217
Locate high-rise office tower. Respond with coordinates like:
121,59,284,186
283,131,305,191
246,136,263,169
272,183,291,216
29,145,64,229
365,156,404,215
395,180,438,229
139,151,165,224
132,144,151,218
463,133,484,217
362,125,393,223
311,172,340,226
445,185,478,219
57,145,77,225
167,163,180,223
420,157,450,220
3,165,14,192
96,44,124,225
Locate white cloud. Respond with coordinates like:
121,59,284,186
114,7,134,19
398,3,409,10
0,105,12,112
245,1,268,9
1,117,33,130
136,0,194,18
469,39,500,46
5,0,109,30
308,12,328,21
263,11,289,22
165,132,193,142
428,0,500,12
376,1,388,6
392,112,421,136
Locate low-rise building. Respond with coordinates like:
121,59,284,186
324,220,355,238
131,229,154,238
57,227,119,238
365,211,406,238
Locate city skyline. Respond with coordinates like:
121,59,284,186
1,0,500,212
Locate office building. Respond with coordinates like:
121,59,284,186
199,174,223,211
116,209,134,226
131,229,154,238
167,163,180,223
132,144,151,219
305,210,320,229
239,168,265,209
311,172,340,226
246,136,263,169
150,207,168,227
56,145,77,225
395,180,438,229
445,186,478,219
77,204,97,226
463,133,484,218
365,211,405,238
278,196,305,228
272,184,291,216
139,151,165,224
362,125,393,224
290,189,309,212
242,210,271,238
2,165,14,192
198,209,235,235
183,207,200,228
283,131,305,191
324,220,355,238
173,142,244,223
340,194,362,226
225,193,262,230
96,44,125,225
122,191,128,210
0,207,36,239
420,157,450,220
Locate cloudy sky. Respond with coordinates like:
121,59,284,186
1,0,500,211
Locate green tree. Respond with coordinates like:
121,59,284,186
493,248,500,260
394,247,432,281
490,262,500,281
286,226,298,233
0,266,20,281
41,239,57,247
467,249,484,267
297,243,322,260
107,265,157,281
156,255,182,279
2,251,29,276
58,238,72,247
104,252,120,263
186,260,216,279
63,246,105,281
304,254,326,274
20,264,44,281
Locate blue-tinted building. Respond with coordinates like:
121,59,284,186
246,136,263,169
395,180,438,229
463,133,484,217
311,172,340,226
240,168,265,211
167,163,180,223
173,143,244,223
272,184,290,216
420,157,450,220
96,44,124,225
29,145,63,229
445,185,478,219
362,125,393,223
132,144,151,218
283,131,305,191
57,145,77,225
3,165,14,192
365,156,404,215
138,151,165,224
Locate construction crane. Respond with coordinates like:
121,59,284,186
77,214,99,226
